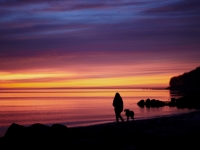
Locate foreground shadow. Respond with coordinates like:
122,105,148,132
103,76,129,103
1,116,200,150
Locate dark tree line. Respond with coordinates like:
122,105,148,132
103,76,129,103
168,66,200,92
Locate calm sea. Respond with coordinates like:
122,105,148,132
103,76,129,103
0,88,195,137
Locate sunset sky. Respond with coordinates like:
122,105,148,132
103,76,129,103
0,0,200,89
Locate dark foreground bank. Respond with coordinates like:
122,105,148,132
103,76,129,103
1,110,200,150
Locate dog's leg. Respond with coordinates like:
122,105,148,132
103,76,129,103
127,116,129,121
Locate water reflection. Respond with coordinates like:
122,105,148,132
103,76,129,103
0,89,196,138
169,90,185,99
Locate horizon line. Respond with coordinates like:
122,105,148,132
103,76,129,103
0,86,168,90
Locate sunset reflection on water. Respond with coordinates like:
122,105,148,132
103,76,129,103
0,88,170,97
0,89,193,137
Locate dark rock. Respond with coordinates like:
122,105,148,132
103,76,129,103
137,90,200,109
1,123,70,149
145,99,151,108
167,92,200,109
28,123,50,136
137,100,145,107
168,98,177,107
50,124,69,136
27,123,51,146
4,123,26,140
50,123,69,144
3,123,28,149
137,99,166,108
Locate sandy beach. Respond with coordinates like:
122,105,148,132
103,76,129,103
1,110,200,150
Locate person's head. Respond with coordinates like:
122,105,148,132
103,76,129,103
115,92,120,97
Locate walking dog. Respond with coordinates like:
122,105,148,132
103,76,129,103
124,109,134,121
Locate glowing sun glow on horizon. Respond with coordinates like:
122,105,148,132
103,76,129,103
0,62,196,89
0,71,171,89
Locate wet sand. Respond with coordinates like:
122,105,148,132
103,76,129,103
69,110,200,150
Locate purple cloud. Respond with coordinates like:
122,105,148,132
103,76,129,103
146,0,200,14
0,0,200,75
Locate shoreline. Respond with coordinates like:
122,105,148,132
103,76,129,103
0,110,198,135
0,109,195,138
70,109,200,132
0,109,196,138
1,110,200,149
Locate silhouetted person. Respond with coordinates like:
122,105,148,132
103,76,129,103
113,92,124,123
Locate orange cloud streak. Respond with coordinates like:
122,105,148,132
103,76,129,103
0,73,171,89
1,62,190,89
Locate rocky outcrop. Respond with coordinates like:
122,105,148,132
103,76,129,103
168,92,200,109
137,99,166,108
1,123,70,149
137,92,200,109
167,66,200,92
